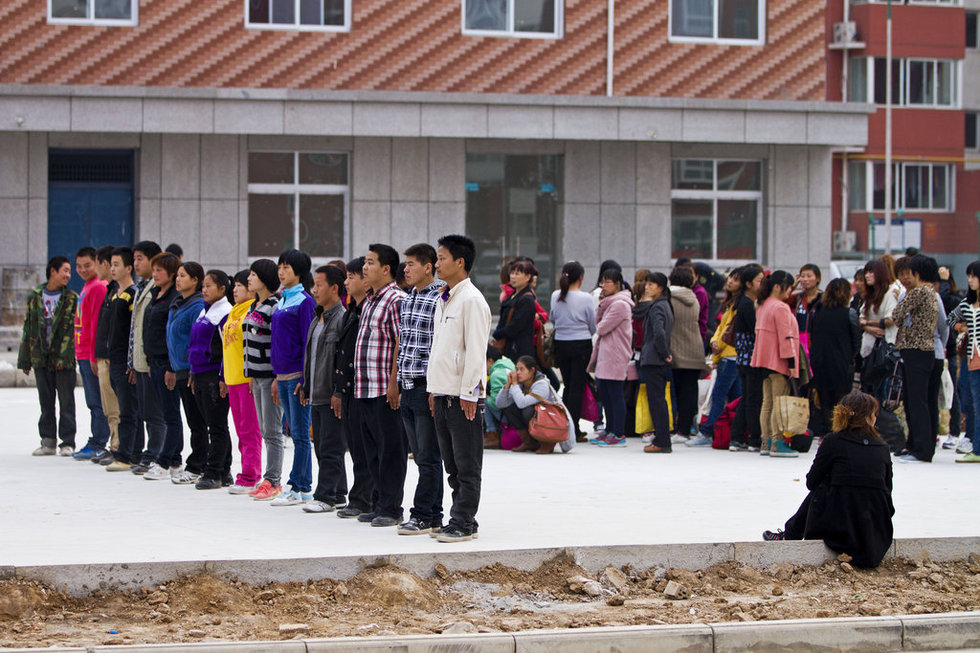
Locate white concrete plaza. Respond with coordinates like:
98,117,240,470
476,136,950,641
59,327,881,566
2,387,977,567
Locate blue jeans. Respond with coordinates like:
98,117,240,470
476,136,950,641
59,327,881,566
699,358,742,437
966,365,980,455
400,383,444,524
79,361,110,449
278,378,312,493
596,378,626,437
484,404,503,433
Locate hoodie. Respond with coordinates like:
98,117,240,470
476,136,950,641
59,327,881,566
589,289,635,381
188,297,232,376
639,296,674,367
166,291,205,379
669,286,706,370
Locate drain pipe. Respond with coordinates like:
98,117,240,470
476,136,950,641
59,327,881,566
607,0,614,96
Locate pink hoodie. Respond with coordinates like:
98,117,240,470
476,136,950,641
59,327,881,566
589,289,635,381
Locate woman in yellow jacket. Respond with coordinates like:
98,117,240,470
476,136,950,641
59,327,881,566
222,270,263,494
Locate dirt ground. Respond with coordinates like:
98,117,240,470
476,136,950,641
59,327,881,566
2,553,979,648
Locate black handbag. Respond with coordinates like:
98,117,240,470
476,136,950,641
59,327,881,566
862,337,901,390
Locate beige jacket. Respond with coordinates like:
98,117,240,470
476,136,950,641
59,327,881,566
669,286,706,370
426,277,493,399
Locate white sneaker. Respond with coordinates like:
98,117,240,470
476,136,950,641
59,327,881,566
143,463,169,480
670,433,690,445
171,469,201,485
227,483,254,495
685,434,713,447
270,490,310,506
58,445,74,457
32,445,56,456
641,433,654,445
956,438,973,454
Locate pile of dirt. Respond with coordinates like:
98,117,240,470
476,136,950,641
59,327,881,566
2,553,979,648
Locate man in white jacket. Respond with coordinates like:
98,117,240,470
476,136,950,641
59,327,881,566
427,235,492,543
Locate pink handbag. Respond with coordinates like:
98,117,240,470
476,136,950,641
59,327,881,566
581,383,600,423
500,424,522,450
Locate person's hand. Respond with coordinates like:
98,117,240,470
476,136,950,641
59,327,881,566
90,360,98,376
461,398,477,421
707,361,716,371
127,369,136,384
939,266,950,281
866,326,885,338
428,393,435,416
666,355,673,363
859,317,868,327
955,322,967,334
710,341,721,354
271,381,280,405
219,381,228,398
248,378,254,395
189,376,195,395
20,369,30,377
165,371,176,390
892,286,901,299
331,395,342,419
387,382,400,410
296,383,308,407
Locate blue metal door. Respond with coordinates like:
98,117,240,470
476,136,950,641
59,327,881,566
48,151,134,292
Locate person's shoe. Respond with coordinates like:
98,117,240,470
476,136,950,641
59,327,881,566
957,438,974,454
747,445,761,452
597,435,626,448
337,506,364,519
249,479,272,497
670,433,690,445
228,483,255,495
371,515,399,527
575,433,589,443
130,462,150,475
643,443,672,454
729,442,748,452
106,460,132,472
99,453,116,466
58,445,75,457
270,490,310,506
143,463,170,480
171,469,201,485
397,517,438,535
512,429,536,452
956,452,980,463
686,434,713,447
195,476,223,490
640,433,654,445
483,431,501,449
592,427,607,437
894,448,910,457
91,449,111,463
356,511,378,523
942,435,958,450
72,446,101,460
770,441,799,458
535,440,558,453
588,433,608,445
897,454,926,464
303,500,337,513
762,529,785,541
252,481,283,501
32,444,56,456
436,524,478,543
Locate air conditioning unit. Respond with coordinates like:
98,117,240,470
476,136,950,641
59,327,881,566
833,230,857,253
829,21,864,49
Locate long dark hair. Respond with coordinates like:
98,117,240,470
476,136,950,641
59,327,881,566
758,270,794,304
831,390,881,441
967,260,980,305
600,268,632,295
179,262,204,292
821,278,851,310
862,259,894,316
558,261,585,302
644,271,671,306
278,249,313,292
516,355,540,388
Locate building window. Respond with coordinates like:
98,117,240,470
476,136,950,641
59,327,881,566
670,159,762,261
968,12,978,49
246,0,350,31
849,0,962,5
850,161,955,212
463,0,562,38
967,112,979,151
247,152,349,259
856,57,959,107
669,0,764,44
48,0,137,25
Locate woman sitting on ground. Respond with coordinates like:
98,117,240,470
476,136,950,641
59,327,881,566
763,390,894,568
496,355,560,454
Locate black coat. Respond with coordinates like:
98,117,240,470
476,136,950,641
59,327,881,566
810,304,861,396
494,286,537,362
786,431,894,568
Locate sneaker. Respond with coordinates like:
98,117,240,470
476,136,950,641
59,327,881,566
91,449,111,463
228,483,255,495
72,446,102,460
942,435,958,450
429,525,446,538
897,454,926,464
670,433,690,445
747,445,761,452
337,506,364,519
588,433,608,445
195,476,223,490
955,452,980,463
32,445,56,456
762,529,785,541
98,453,116,466
592,427,607,437
597,435,626,447
270,490,310,506
770,441,799,458
106,460,133,472
143,463,170,481
371,515,399,527
397,517,439,535
222,474,234,487
171,470,201,485
643,443,672,454
356,511,378,523
640,433,654,445
303,500,337,513
436,524,478,543
58,445,74,457
685,434,713,447
729,442,748,452
130,462,150,475
249,479,273,497
957,438,973,454
252,482,283,501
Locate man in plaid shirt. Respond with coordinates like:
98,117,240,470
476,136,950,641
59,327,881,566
395,243,446,536
354,243,409,528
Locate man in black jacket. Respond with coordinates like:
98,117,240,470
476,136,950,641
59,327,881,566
104,247,139,472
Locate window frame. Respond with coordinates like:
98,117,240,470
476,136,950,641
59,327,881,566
856,57,960,109
668,0,767,46
246,150,351,261
244,0,352,33
461,0,564,40
966,112,979,152
967,11,979,50
849,0,962,5
47,0,138,26
670,158,764,265
852,161,956,213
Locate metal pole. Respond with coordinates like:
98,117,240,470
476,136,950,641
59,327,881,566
884,0,893,254
606,0,614,97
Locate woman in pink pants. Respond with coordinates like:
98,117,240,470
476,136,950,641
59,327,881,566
222,270,263,494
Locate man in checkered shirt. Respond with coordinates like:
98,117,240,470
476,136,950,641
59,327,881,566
353,243,409,528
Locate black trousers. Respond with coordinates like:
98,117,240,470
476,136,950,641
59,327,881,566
342,394,375,512
108,360,139,463
948,353,961,437
554,339,593,435
34,367,76,447
177,374,209,475
434,396,483,534
731,365,754,446
744,367,767,446
901,349,937,462
311,403,348,505
671,368,701,436
639,364,671,448
192,371,231,480
358,395,407,520
501,403,535,430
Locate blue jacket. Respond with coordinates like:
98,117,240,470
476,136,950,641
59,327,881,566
166,292,204,377
271,284,315,377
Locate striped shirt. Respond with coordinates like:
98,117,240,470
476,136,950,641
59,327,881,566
949,299,980,360
397,280,445,389
354,281,406,399
243,294,279,378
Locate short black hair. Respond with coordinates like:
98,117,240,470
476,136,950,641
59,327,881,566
205,269,234,302
46,256,70,280
96,245,115,264
437,234,476,273
404,243,437,271
315,264,346,291
799,263,822,281
346,256,365,276
368,243,399,278
111,246,134,269
133,240,162,259
75,246,97,261
668,266,694,288
233,269,251,288
908,254,939,283
165,243,183,258
180,262,205,292
487,346,502,362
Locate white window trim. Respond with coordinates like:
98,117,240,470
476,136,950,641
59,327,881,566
860,161,956,213
860,57,961,109
247,151,351,260
47,0,138,26
850,0,962,5
461,0,564,39
667,0,766,46
670,159,764,262
244,0,352,32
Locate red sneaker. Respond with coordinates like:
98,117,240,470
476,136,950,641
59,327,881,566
252,481,283,501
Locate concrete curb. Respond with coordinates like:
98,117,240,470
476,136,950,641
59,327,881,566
9,537,980,597
2,613,980,652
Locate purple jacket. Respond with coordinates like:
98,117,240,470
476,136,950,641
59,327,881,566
188,297,231,375
271,284,316,377
693,283,709,338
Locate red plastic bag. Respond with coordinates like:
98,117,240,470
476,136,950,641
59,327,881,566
710,397,741,449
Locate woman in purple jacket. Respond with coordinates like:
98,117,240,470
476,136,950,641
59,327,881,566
188,269,233,490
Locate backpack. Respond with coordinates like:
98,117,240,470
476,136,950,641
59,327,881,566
710,397,740,449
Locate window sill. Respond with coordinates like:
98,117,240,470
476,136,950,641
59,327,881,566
245,22,350,33
462,28,562,40
668,35,765,46
47,17,138,26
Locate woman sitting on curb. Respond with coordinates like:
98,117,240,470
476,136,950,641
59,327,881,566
496,355,559,454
